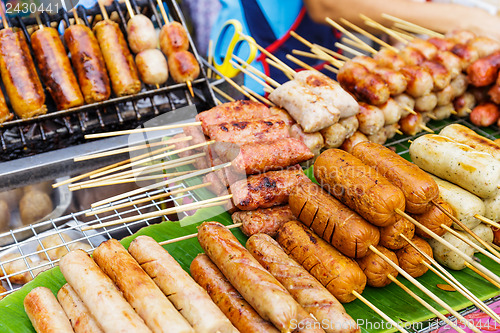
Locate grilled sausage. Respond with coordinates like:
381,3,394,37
399,112,425,136
168,50,200,83
218,138,313,174
467,36,500,58
0,88,11,123
206,119,290,144
356,103,385,136
191,254,278,333
247,234,359,333
379,216,415,250
340,131,368,153
408,39,438,59
435,85,454,106
379,98,403,125
412,199,454,239
450,43,479,69
93,239,194,333
431,175,484,230
400,46,425,66
410,135,500,199
136,49,169,85
197,221,299,332
396,236,432,278
126,14,158,54
289,181,380,259
440,124,500,160
321,123,348,149
401,66,434,98
467,51,500,87
160,22,189,57
231,205,296,237
450,73,468,99
433,51,461,80
428,231,473,270
231,166,308,210
393,93,415,117
453,93,476,117
414,93,437,113
315,149,406,227
420,61,451,91
59,250,151,333
340,116,359,139
0,29,46,118
128,235,236,333
294,70,359,118
64,24,111,104
367,130,388,145
289,124,324,157
57,284,104,333
31,27,84,110
352,141,439,214
470,103,500,127
93,20,141,96
276,221,366,303
269,80,340,132
24,287,74,333
373,48,406,71
356,245,399,287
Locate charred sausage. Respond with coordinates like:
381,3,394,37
412,199,454,239
379,216,415,250
231,205,296,237
396,236,433,278
357,245,399,287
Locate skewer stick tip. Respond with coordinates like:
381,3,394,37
419,124,434,133
186,80,194,97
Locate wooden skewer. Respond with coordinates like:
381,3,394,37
490,242,500,252
400,234,500,324
370,245,482,333
433,201,500,260
232,55,280,88
186,80,195,98
341,37,375,54
441,224,500,265
0,1,9,29
85,122,202,139
82,195,232,231
286,54,316,71
464,261,500,289
91,162,231,208
159,222,243,245
360,14,409,45
155,0,169,25
242,86,275,107
351,291,409,333
241,35,295,75
427,114,438,120
207,39,214,79
474,214,500,229
229,59,274,91
396,208,500,285
387,274,467,333
395,129,403,135
74,135,192,162
265,58,295,80
335,42,364,57
97,0,109,21
211,85,235,102
292,49,327,61
72,8,81,25
312,44,350,62
339,18,397,52
310,48,344,68
390,27,416,41
403,106,417,115
86,183,211,216
215,97,222,105
89,140,214,180
324,65,339,74
325,17,378,55
71,155,201,190
290,31,313,48
381,13,444,38
124,0,136,17
217,71,259,102
419,124,434,133
35,13,44,30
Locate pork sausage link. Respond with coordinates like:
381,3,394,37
356,245,399,287
396,236,433,278
379,216,415,250
412,199,454,239
231,205,296,237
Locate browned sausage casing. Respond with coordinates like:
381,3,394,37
289,182,380,259
0,29,46,118
247,234,359,333
64,24,111,104
168,50,200,83
314,149,406,227
356,245,399,287
93,20,141,96
231,205,296,237
379,216,415,250
351,141,439,214
396,236,433,278
197,221,299,332
231,166,309,210
276,221,366,303
206,119,290,144
31,27,84,110
160,22,189,57
190,253,279,333
0,88,12,123
413,199,454,239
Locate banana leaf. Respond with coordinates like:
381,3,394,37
1,167,499,333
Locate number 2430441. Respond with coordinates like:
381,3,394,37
5,2,59,14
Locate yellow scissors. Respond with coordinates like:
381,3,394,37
214,19,258,78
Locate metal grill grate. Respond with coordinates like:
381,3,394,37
0,0,216,161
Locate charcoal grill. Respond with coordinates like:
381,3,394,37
0,0,216,161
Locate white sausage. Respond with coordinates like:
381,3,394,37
127,14,158,54
410,135,500,198
379,98,402,125
468,224,494,251
432,104,454,120
415,93,437,112
57,284,104,333
24,287,74,333
430,175,484,230
136,49,169,86
356,103,385,135
320,123,348,149
440,123,500,161
289,124,324,157
339,116,359,139
428,231,475,270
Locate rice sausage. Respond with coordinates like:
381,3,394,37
59,250,151,333
191,254,279,333
410,134,500,198
440,124,500,161
314,149,406,227
247,234,359,333
352,141,439,214
93,239,194,333
356,246,399,287
276,221,366,303
379,216,415,250
24,286,74,333
128,235,237,333
197,221,299,332
428,231,474,270
231,205,296,237
57,284,104,333
289,182,380,258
